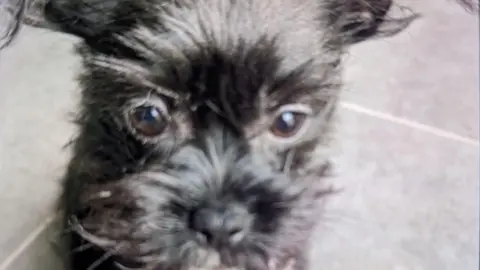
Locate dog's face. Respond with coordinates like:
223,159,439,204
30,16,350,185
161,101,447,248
43,0,415,269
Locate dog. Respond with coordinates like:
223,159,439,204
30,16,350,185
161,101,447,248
1,0,421,269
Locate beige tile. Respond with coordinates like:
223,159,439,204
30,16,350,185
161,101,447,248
0,26,78,262
311,108,479,270
3,216,65,270
342,0,479,139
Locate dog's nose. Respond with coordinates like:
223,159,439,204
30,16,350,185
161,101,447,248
190,204,248,245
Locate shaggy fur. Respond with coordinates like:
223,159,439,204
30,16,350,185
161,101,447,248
0,0,421,270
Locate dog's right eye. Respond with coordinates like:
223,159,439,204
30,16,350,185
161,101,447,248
128,105,170,137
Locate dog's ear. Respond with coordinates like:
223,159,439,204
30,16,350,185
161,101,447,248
328,0,419,45
43,0,149,40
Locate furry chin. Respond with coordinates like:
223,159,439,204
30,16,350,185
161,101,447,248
114,260,291,270
113,248,292,270
114,260,284,270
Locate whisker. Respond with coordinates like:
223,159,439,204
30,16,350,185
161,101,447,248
113,261,143,270
69,216,117,248
71,242,96,253
87,245,120,270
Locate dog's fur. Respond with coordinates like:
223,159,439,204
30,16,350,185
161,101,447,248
1,0,422,270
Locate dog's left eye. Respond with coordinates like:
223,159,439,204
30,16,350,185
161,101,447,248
270,112,307,138
269,104,312,140
128,105,170,137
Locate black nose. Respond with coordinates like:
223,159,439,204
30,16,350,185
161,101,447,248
190,204,248,245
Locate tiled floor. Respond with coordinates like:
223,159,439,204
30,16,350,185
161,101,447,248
0,26,79,266
0,1,478,270
342,0,479,140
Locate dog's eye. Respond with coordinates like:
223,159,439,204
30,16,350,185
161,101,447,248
129,105,169,137
269,104,312,140
270,111,307,138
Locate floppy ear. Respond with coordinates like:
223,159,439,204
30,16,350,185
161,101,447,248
41,0,157,55
43,0,150,40
328,0,419,45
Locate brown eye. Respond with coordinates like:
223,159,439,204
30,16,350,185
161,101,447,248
270,111,308,138
129,105,169,137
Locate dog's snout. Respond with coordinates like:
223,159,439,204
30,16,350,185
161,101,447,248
190,203,249,246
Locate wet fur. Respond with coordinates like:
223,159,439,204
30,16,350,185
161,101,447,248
1,0,421,269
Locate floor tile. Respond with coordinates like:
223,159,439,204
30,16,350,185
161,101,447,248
0,27,79,262
342,0,479,139
3,216,65,270
310,107,479,270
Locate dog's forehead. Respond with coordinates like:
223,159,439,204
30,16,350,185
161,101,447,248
84,0,339,124
132,1,332,79
153,0,328,63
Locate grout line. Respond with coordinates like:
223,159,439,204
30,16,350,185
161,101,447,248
0,102,478,269
0,214,57,270
340,101,480,147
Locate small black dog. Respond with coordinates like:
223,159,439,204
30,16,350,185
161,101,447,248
2,0,420,270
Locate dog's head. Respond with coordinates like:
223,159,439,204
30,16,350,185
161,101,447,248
44,0,416,269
